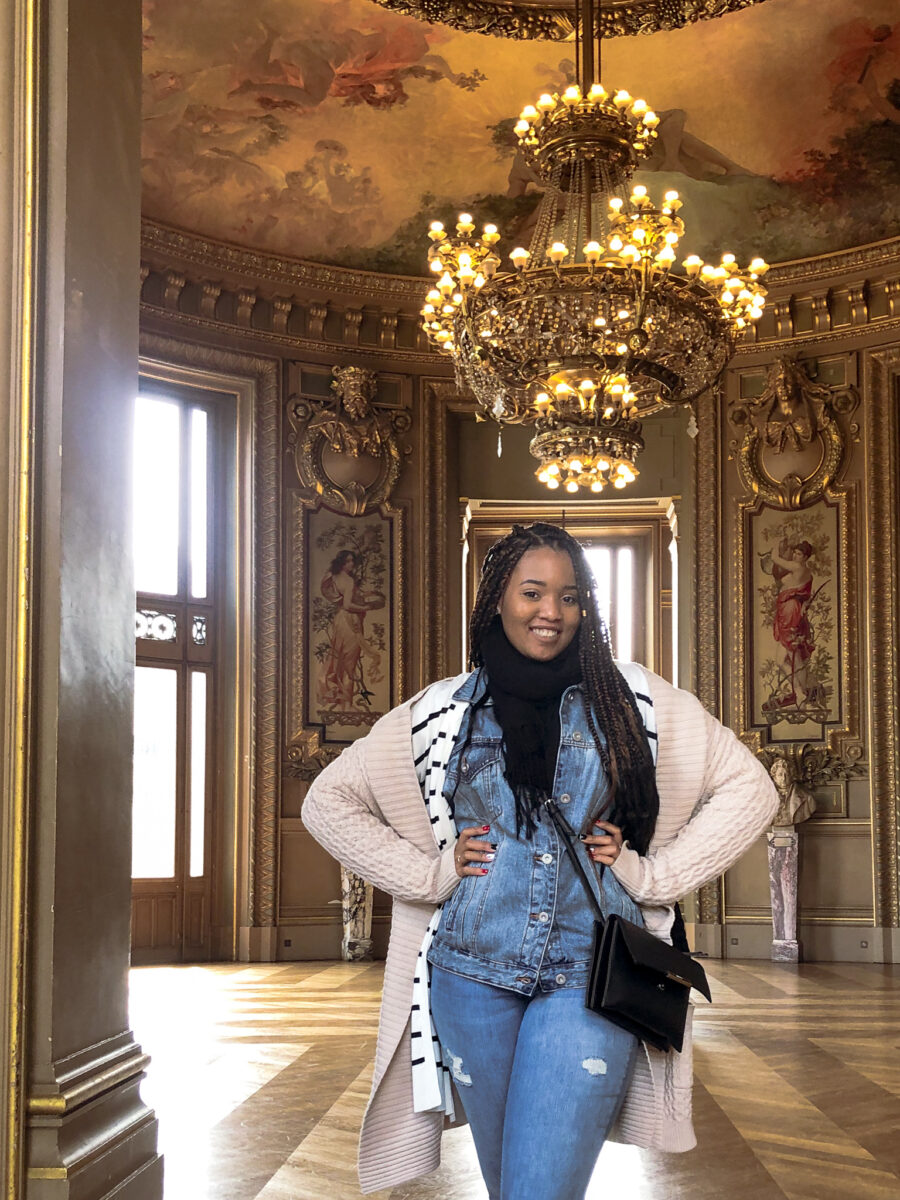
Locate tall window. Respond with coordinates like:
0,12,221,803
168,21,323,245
131,385,222,963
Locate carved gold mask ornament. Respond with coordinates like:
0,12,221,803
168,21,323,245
419,0,768,494
288,366,412,516
729,357,860,509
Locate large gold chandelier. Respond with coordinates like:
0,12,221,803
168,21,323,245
420,0,768,493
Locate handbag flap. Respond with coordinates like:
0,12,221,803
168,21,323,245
609,914,712,1002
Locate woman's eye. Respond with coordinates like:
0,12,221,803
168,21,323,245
563,594,579,605
522,590,540,600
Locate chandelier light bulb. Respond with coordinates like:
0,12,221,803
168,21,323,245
546,477,560,489
537,93,555,111
566,480,579,493
510,247,530,269
583,241,603,263
588,84,607,102
613,89,632,108
548,242,568,263
562,85,582,106
643,112,659,128
591,481,604,493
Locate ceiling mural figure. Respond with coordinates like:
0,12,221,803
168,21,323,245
141,0,900,273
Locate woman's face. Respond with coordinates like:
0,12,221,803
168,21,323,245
497,546,581,661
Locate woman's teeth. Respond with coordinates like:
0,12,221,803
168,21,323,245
531,628,559,639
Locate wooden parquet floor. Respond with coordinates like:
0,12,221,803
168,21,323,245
129,959,900,1200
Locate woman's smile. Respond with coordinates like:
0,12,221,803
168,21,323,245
498,547,581,660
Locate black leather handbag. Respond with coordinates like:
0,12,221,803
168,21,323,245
546,799,711,1054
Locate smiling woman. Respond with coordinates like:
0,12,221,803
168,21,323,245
302,519,778,1197
497,545,582,660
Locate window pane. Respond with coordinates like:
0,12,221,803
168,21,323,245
190,408,208,599
134,396,180,594
133,666,178,878
584,547,612,631
616,547,633,662
189,671,207,878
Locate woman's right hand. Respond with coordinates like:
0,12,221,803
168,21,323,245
454,826,496,877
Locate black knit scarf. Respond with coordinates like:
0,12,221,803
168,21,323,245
480,616,583,836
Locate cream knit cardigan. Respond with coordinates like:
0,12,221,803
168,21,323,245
302,668,778,1194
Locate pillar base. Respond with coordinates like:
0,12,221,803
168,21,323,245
771,938,800,963
238,925,278,962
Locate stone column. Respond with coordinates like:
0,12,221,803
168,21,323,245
768,826,801,962
0,0,161,1195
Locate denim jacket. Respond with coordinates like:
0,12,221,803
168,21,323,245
428,669,644,996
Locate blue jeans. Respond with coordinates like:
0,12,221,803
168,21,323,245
430,965,638,1200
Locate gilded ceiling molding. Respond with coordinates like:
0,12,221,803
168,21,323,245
367,0,771,40
141,296,440,366
141,218,425,303
728,357,860,509
288,366,413,515
139,332,281,931
764,236,900,287
141,219,900,300
862,345,900,928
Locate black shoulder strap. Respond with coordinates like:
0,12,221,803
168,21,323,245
545,799,606,925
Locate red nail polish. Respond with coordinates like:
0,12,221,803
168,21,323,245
481,825,490,832
480,868,488,874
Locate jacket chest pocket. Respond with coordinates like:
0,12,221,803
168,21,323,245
451,759,505,822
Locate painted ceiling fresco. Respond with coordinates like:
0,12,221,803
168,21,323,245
142,0,900,275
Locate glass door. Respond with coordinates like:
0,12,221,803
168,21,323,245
131,388,220,963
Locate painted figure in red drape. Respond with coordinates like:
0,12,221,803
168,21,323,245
318,550,385,712
763,539,819,711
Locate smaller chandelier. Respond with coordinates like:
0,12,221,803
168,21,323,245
419,0,768,493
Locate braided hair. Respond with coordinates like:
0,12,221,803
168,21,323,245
469,522,659,855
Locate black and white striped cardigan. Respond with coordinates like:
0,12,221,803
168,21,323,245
408,663,658,1117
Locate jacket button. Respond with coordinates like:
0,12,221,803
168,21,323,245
559,793,571,804
540,853,553,864
573,731,583,741
537,911,549,922
555,973,567,984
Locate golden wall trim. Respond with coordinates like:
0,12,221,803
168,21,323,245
3,0,37,1194
693,388,723,925
863,345,900,927
139,333,281,930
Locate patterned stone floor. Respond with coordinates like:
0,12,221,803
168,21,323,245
129,959,900,1199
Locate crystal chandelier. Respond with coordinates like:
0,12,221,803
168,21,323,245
420,0,768,493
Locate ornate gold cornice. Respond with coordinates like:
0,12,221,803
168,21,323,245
141,219,426,304
142,219,900,301
766,237,900,287
367,0,771,40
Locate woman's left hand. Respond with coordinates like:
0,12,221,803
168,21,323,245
580,820,624,866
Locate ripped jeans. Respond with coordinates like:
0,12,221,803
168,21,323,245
430,965,637,1200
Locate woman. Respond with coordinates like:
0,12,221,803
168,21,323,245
303,522,777,1197
318,549,385,711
